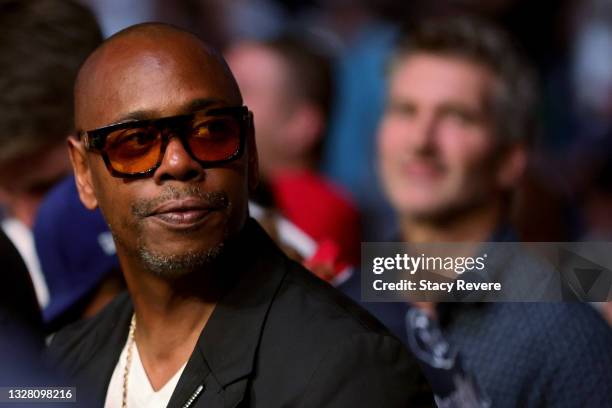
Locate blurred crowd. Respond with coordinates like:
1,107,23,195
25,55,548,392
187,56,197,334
1,0,611,406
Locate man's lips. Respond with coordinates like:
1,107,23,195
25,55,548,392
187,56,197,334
403,161,445,179
147,199,218,226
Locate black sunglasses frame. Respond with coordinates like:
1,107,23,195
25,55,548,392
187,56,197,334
80,106,251,179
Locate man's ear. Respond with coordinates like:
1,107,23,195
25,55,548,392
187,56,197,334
67,136,98,210
497,143,528,190
246,113,259,193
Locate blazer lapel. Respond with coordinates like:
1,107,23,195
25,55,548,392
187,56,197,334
166,346,220,408
167,219,289,408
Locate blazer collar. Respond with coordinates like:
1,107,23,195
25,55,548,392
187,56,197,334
167,218,288,407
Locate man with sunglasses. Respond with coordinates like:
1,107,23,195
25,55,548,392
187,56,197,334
46,23,430,407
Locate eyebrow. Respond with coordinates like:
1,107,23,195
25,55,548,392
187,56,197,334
110,98,229,126
113,110,154,124
185,97,228,112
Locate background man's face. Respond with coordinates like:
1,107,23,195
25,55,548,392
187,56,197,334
225,43,295,177
74,33,253,277
378,53,503,220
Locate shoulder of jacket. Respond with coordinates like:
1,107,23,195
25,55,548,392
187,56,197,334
46,292,131,361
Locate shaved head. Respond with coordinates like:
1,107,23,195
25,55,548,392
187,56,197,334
75,23,242,132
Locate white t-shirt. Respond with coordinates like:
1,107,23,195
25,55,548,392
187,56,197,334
104,337,187,408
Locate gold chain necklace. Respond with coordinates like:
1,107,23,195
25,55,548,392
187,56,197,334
122,314,136,408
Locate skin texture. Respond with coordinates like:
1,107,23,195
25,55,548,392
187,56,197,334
68,24,258,390
378,53,526,243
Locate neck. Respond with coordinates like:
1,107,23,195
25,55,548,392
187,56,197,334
401,199,505,243
121,265,216,390
131,272,216,350
118,233,245,390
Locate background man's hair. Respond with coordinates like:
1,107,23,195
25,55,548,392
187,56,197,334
0,0,103,165
261,33,334,123
390,16,539,146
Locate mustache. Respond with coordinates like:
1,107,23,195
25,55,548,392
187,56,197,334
131,185,229,217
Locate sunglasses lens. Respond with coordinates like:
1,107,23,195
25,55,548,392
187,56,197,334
106,126,162,174
93,110,245,177
188,116,241,162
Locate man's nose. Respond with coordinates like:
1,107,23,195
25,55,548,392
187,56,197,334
153,136,204,183
409,114,437,153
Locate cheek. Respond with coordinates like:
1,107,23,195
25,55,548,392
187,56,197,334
377,124,396,186
437,125,494,177
378,118,407,167
222,171,249,204
207,165,250,223
88,159,133,228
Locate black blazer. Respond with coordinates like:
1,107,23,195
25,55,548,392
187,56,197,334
47,220,432,407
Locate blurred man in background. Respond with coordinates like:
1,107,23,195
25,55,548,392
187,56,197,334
226,34,360,283
342,16,612,407
0,0,102,318
0,1,103,391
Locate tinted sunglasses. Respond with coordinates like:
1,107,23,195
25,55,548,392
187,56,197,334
80,106,251,178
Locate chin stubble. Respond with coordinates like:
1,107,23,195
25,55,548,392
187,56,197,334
109,185,232,279
137,241,225,279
